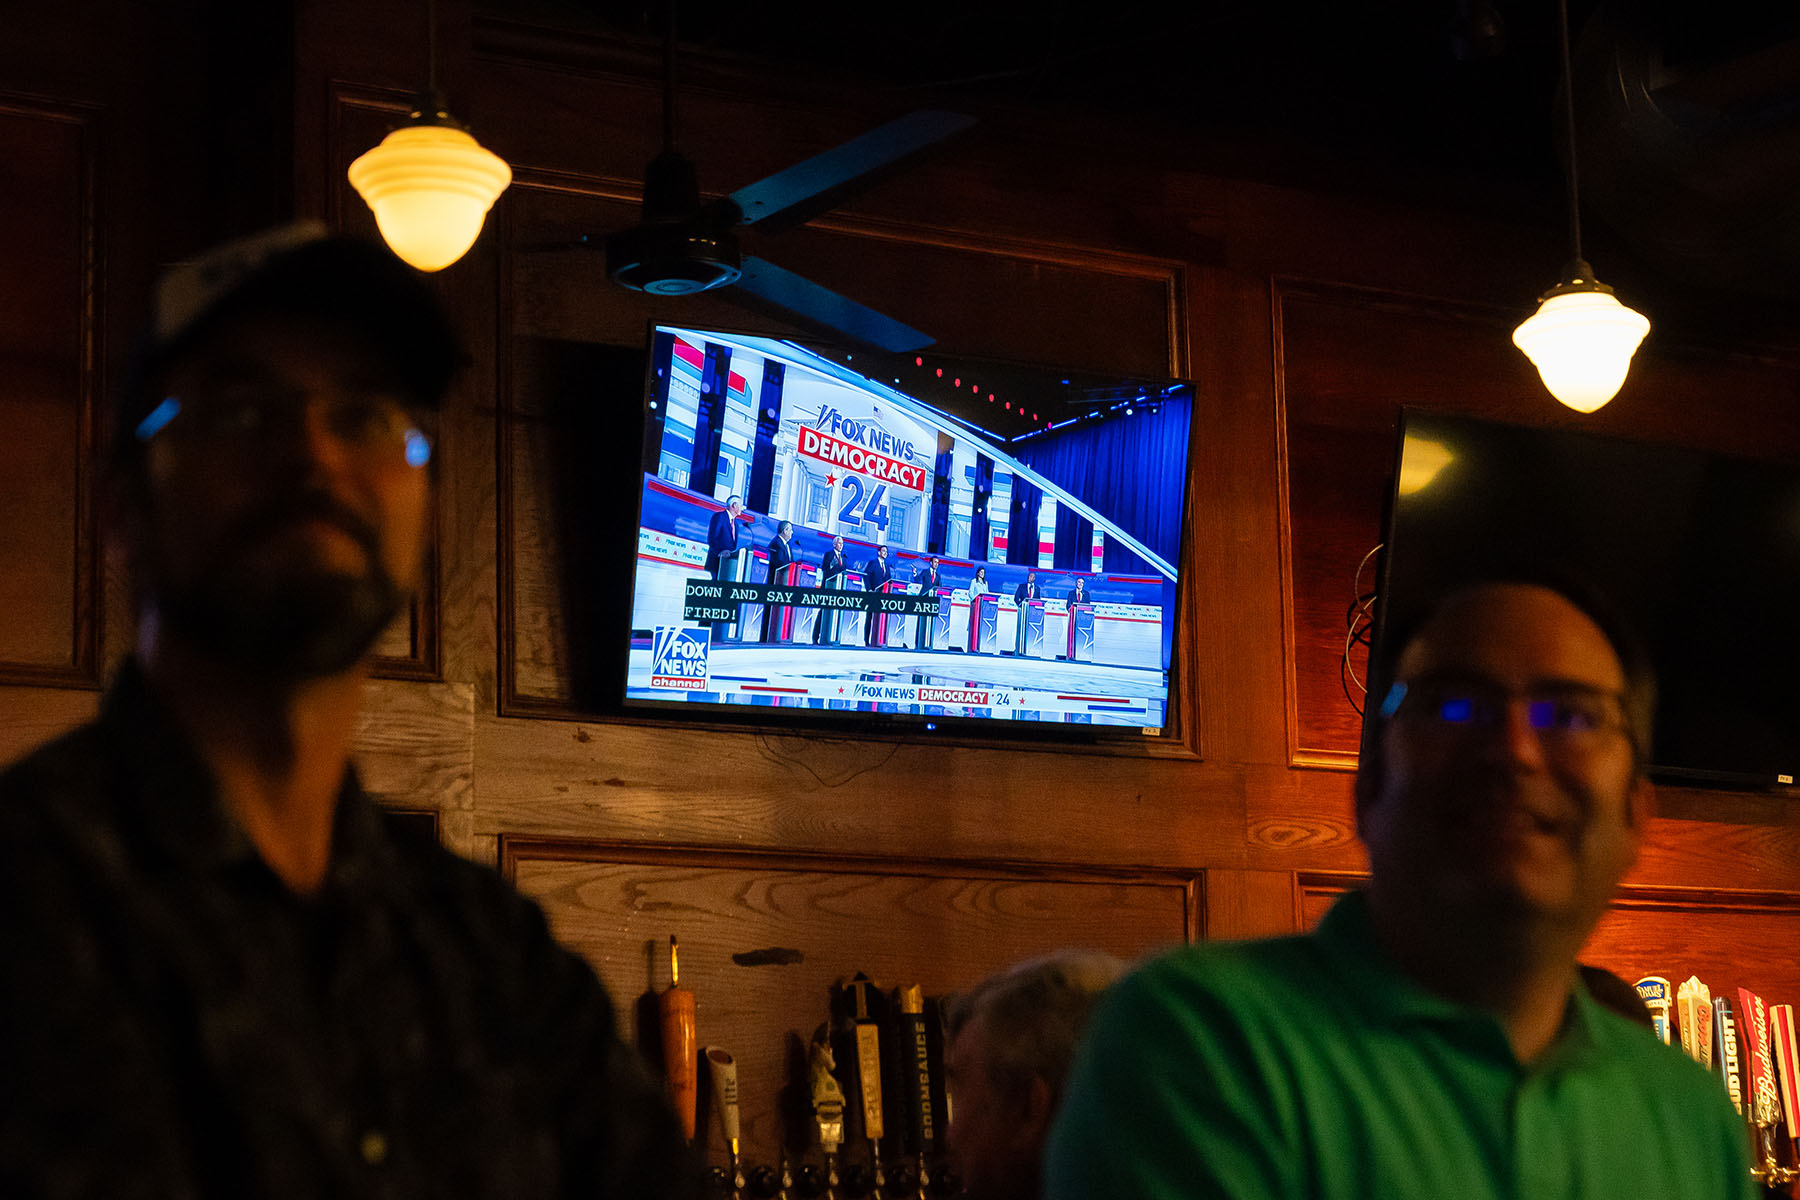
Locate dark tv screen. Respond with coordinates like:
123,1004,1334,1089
1374,408,1800,789
621,324,1195,737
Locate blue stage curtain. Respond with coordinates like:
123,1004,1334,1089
1054,508,1092,572
1011,393,1191,571
1007,475,1043,566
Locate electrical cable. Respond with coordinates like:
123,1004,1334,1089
755,729,906,788
1340,543,1382,716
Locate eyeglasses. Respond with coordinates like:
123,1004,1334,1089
135,385,432,468
1377,675,1633,756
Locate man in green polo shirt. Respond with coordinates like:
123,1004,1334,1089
1044,580,1753,1199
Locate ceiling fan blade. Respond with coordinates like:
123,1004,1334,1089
727,110,976,235
735,256,935,353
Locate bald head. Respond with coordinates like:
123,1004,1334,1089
1357,581,1654,947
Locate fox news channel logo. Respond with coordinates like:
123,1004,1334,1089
650,626,709,690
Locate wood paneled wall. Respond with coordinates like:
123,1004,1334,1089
5,0,1800,1179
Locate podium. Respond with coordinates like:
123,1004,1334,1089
712,547,752,641
1066,603,1095,662
917,587,949,650
1017,599,1046,658
969,593,998,654
835,571,865,646
870,580,910,648
761,561,818,644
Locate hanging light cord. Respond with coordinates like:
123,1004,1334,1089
1556,0,1584,270
662,0,678,154
424,0,441,109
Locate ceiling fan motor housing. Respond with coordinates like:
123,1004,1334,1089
607,221,743,295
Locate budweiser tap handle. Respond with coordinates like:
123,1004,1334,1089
660,935,699,1141
1771,1005,1800,1147
1739,987,1781,1128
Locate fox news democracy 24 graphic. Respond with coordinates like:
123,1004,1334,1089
624,326,1193,729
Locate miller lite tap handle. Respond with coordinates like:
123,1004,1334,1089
660,935,699,1140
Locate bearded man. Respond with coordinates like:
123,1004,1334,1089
0,224,701,1199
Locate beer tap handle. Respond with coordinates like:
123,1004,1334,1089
704,1046,745,1194
808,1025,846,1200
659,936,698,1141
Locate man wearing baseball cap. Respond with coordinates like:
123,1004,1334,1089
0,223,702,1198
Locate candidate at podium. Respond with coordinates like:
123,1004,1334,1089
815,534,848,644
1014,570,1042,655
1063,577,1093,661
707,495,744,580
862,545,892,646
914,556,945,649
762,520,796,642
968,567,993,653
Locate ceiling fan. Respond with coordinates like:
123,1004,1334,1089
592,5,974,353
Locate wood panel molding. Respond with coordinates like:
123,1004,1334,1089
0,93,103,688
500,835,1203,925
1271,278,1521,773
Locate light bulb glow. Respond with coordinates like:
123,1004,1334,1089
1512,289,1650,413
349,125,511,272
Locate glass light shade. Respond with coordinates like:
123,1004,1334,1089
1512,288,1650,414
348,124,511,272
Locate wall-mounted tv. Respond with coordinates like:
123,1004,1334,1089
620,324,1195,739
1370,408,1800,790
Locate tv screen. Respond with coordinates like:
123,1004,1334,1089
621,324,1194,737
1372,408,1800,789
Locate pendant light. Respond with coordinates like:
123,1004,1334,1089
348,0,511,272
1511,0,1649,413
